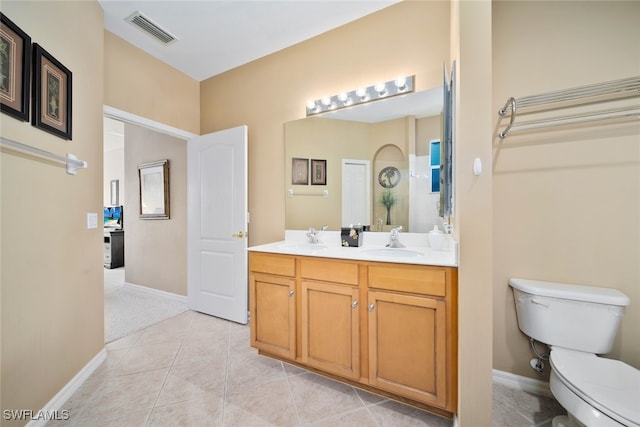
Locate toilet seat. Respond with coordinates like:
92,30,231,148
550,348,640,427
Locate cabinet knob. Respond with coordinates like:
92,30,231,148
351,301,359,308
232,231,247,238
368,303,375,312
288,290,295,297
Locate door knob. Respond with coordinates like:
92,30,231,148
232,231,246,238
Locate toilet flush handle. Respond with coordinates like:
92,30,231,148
531,298,549,308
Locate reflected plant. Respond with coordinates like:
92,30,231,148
381,189,396,225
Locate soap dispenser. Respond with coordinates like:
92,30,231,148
428,225,445,251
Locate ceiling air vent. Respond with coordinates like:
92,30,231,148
125,11,178,45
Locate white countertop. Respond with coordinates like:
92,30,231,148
248,230,458,267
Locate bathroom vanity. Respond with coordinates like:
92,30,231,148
248,231,458,418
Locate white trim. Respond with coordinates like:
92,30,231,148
123,281,188,304
493,369,553,398
103,105,198,140
26,348,107,427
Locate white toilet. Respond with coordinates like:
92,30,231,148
509,278,640,427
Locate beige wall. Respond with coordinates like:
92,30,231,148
492,1,640,380
104,31,200,135
200,1,451,246
123,124,188,296
452,1,494,424
0,1,105,424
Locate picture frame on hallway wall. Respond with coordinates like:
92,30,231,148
311,159,326,185
292,157,309,185
138,159,170,220
0,13,31,122
31,43,72,140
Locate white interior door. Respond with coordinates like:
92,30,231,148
342,159,370,227
187,126,248,324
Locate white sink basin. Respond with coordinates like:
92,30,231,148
360,248,424,258
278,243,328,252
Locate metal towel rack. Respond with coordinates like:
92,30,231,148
287,189,329,198
0,137,88,174
498,76,640,139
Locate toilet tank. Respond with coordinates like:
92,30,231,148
509,278,630,354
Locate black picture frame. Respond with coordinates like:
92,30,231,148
0,13,31,121
32,43,72,140
311,159,327,185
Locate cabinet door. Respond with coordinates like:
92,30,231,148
368,290,447,408
250,273,296,360
301,280,360,379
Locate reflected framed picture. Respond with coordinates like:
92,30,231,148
0,13,31,121
311,159,326,185
138,159,170,219
291,157,309,185
32,43,72,140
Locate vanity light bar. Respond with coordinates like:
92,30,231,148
306,75,415,117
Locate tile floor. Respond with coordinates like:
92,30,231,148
45,308,565,427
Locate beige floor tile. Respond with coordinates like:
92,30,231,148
156,358,228,406
225,351,287,390
105,328,144,350
368,400,452,427
173,335,230,366
81,303,571,427
116,341,181,375
287,372,365,424
76,368,169,421
353,387,388,406
147,396,224,427
306,407,378,427
78,408,151,427
134,313,193,346
224,377,299,427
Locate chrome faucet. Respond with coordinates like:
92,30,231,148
307,225,328,244
386,226,405,248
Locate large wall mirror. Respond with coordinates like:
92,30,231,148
285,78,454,233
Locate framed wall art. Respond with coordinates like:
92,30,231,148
32,43,72,140
311,159,326,185
0,13,31,121
138,159,170,219
291,157,309,185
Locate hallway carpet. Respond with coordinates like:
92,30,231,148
104,268,188,343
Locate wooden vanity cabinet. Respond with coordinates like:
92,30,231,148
368,264,457,412
249,253,296,359
300,258,361,379
249,251,458,417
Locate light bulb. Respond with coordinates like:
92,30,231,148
375,82,387,95
306,101,317,111
338,92,348,102
395,76,407,90
321,97,331,106
356,88,368,100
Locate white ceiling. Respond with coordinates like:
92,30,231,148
98,0,400,82
100,0,442,151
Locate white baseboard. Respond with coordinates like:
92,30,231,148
492,369,553,398
26,348,107,427
123,281,188,304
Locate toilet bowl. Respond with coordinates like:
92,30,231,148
549,348,640,427
509,278,639,427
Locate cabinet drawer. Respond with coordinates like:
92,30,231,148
368,265,447,297
249,253,295,277
300,258,358,285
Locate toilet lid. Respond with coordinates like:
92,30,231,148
551,349,640,426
